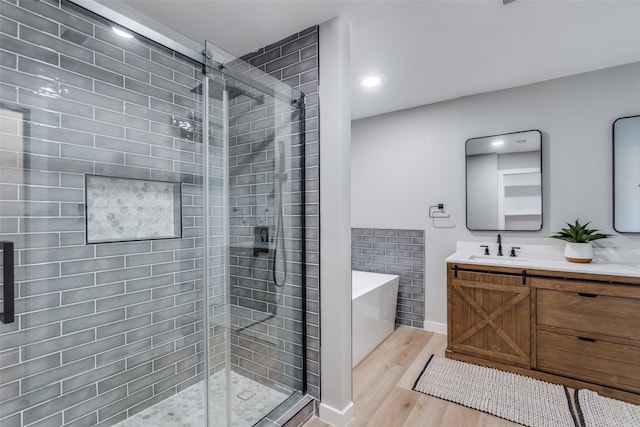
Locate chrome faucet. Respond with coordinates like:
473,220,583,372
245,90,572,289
497,233,503,256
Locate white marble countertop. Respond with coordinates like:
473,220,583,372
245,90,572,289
446,242,640,279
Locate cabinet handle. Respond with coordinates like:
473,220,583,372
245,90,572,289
578,336,596,343
1,241,15,324
578,292,598,298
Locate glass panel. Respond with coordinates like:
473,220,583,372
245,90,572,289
0,1,209,425
208,68,306,425
204,71,230,427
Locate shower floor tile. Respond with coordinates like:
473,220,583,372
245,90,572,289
113,371,291,427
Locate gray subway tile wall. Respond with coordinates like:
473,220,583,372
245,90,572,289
0,0,216,425
235,27,320,399
352,228,425,328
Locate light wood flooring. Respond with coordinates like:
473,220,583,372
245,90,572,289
305,326,520,427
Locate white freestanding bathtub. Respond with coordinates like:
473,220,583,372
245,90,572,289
352,270,400,367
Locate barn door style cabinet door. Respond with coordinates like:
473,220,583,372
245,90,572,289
447,266,531,369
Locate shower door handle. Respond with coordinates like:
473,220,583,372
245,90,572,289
1,241,15,324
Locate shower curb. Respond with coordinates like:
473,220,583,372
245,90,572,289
256,393,316,427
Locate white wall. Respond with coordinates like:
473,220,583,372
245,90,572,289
352,61,640,329
319,16,353,427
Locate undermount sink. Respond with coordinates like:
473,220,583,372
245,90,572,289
467,255,530,263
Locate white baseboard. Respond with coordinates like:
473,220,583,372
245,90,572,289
319,401,353,427
423,320,447,335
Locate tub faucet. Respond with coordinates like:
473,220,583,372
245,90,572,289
497,233,503,256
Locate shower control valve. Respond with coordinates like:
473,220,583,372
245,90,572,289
253,226,270,257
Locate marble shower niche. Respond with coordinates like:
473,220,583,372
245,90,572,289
85,175,182,244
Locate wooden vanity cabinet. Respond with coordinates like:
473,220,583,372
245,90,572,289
447,265,531,368
446,262,640,404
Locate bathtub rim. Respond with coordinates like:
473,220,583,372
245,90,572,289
352,270,400,300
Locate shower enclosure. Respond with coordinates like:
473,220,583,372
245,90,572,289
0,1,307,426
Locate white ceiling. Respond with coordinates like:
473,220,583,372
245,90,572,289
118,0,640,120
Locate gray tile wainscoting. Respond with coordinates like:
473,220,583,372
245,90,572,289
351,228,425,328
232,26,320,400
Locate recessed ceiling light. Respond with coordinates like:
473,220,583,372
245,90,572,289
491,140,504,146
362,76,381,87
113,27,134,39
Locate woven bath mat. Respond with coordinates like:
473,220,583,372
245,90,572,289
575,389,640,427
412,355,577,427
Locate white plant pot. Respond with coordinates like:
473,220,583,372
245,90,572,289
564,242,594,263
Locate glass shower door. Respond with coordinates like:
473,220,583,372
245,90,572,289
0,1,307,425
0,99,211,426
0,2,213,424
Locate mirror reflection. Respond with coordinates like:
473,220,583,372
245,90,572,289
466,130,542,231
613,115,640,233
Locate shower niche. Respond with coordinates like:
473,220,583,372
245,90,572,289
85,175,182,243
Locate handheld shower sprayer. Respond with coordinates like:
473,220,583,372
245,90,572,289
279,140,285,174
273,140,287,287
275,140,287,181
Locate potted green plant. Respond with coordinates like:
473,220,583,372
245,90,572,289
550,219,612,263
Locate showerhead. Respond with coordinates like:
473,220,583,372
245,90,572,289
191,80,264,105
61,28,89,45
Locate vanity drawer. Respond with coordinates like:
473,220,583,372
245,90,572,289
537,288,640,340
537,330,640,393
